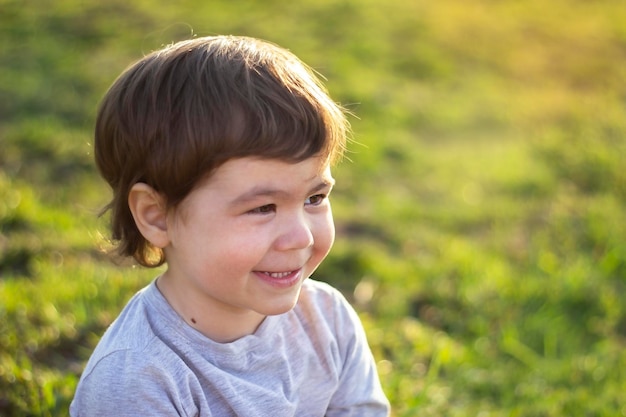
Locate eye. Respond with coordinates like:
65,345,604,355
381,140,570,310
305,194,327,206
249,204,276,214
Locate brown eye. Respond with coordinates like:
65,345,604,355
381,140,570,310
305,194,326,206
250,204,276,214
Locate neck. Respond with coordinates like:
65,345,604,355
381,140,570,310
155,274,266,343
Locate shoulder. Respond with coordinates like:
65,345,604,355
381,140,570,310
75,284,164,379
71,283,202,416
77,280,197,381
297,281,391,414
71,345,199,416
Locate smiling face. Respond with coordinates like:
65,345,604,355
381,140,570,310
154,156,335,341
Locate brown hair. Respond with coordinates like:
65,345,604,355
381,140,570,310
94,35,349,267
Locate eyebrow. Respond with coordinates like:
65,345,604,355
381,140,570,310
230,178,335,207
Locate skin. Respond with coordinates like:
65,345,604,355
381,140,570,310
129,156,336,343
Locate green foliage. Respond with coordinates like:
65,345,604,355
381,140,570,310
2,0,626,415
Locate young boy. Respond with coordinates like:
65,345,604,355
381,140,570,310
70,35,390,416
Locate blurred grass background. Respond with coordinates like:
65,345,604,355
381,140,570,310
1,0,626,415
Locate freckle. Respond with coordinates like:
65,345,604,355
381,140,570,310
191,318,197,324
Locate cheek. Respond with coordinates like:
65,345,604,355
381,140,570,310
314,213,336,258
213,232,267,262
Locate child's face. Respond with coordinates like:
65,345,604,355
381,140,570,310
160,156,335,333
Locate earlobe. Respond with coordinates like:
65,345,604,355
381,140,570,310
128,183,170,248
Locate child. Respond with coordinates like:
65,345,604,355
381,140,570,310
70,35,390,416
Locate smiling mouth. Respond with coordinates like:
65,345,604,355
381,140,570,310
256,269,303,288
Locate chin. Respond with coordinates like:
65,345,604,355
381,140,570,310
267,302,299,316
260,293,302,316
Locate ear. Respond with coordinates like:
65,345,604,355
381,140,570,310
128,183,170,249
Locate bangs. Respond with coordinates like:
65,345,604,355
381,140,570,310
141,37,347,202
195,65,338,164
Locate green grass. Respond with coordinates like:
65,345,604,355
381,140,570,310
2,0,626,415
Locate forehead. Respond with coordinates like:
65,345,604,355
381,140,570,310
197,156,333,196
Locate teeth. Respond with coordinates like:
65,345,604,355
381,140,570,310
264,271,292,278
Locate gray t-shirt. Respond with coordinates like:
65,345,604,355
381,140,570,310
70,278,390,416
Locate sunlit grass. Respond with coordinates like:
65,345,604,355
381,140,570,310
2,0,626,415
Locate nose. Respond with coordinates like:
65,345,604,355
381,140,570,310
274,213,314,251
